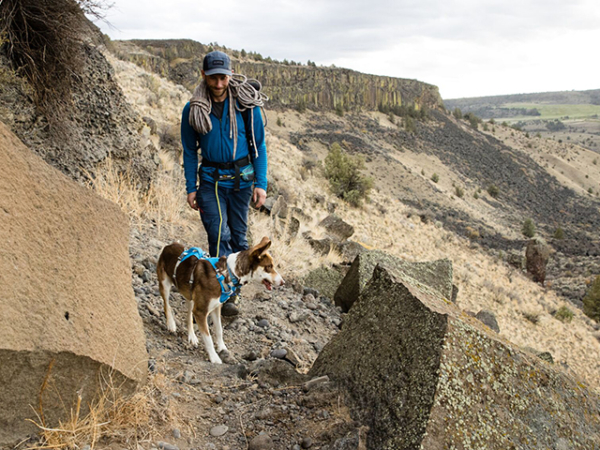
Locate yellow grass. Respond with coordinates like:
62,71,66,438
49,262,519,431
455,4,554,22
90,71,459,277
28,372,166,450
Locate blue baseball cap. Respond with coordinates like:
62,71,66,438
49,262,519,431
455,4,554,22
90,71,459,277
203,51,232,76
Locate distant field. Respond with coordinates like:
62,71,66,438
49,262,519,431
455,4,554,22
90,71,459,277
499,103,600,121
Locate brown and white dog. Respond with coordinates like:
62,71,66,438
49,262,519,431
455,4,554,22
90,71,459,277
156,237,284,363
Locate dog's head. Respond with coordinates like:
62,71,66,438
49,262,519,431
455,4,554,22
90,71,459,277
240,237,284,290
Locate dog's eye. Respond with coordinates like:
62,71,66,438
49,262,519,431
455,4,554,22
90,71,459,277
265,265,272,271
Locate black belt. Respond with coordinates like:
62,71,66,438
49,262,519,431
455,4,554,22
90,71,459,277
201,155,251,191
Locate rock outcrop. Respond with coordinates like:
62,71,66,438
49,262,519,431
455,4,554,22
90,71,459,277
334,250,453,312
526,237,550,284
0,39,156,184
311,264,600,449
110,39,444,113
0,124,147,445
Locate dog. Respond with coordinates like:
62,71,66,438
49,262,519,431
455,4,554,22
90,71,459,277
156,236,284,363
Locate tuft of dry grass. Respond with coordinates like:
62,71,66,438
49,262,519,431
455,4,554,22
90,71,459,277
84,157,147,229
28,372,169,450
86,151,198,238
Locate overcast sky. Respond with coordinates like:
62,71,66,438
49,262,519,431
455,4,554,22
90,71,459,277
95,0,600,99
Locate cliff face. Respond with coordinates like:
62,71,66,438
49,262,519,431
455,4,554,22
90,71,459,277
110,39,443,112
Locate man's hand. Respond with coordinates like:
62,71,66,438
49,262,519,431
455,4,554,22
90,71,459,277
187,191,199,210
252,187,267,209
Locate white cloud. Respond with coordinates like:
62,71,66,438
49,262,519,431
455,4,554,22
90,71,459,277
96,0,600,98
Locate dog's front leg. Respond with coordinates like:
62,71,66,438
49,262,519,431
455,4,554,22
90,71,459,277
210,305,228,353
186,299,199,347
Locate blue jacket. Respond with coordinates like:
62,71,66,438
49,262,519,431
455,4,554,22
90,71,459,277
181,98,268,194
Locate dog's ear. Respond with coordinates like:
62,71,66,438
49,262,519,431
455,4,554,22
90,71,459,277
250,236,271,259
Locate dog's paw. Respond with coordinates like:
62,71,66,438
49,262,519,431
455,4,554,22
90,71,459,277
166,320,177,333
209,355,223,364
188,333,199,347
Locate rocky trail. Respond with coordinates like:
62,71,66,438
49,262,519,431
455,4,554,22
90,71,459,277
128,223,360,450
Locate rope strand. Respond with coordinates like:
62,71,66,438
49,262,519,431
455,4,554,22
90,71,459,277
189,74,268,158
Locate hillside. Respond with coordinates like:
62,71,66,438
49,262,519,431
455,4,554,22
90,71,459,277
444,89,600,153
2,19,600,448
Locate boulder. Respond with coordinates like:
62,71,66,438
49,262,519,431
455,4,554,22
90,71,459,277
303,265,349,301
311,265,600,449
334,250,453,312
0,124,147,445
526,238,550,284
319,214,355,240
475,310,500,333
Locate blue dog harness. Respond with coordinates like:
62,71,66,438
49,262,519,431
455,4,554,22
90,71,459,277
174,247,240,303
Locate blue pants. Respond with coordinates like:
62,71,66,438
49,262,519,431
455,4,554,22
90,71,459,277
197,183,253,257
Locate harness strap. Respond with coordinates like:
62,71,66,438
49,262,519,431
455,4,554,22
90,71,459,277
174,248,242,303
173,247,209,289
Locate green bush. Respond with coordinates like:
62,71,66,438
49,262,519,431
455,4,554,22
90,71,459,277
554,306,574,323
487,184,499,198
455,186,464,198
554,227,565,239
295,99,306,113
335,103,344,117
431,173,439,183
404,116,416,133
452,108,463,120
522,218,536,238
324,143,373,207
583,276,600,321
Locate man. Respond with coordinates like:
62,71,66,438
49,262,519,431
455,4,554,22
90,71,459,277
180,50,268,316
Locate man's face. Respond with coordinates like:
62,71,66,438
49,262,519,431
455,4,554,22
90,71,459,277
203,72,230,102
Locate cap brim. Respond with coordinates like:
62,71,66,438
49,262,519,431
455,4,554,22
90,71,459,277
204,68,232,76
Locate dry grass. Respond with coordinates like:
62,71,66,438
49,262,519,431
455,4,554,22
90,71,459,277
84,157,147,229
27,372,170,450
86,151,198,239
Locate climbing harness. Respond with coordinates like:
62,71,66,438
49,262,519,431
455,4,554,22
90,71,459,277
173,247,241,303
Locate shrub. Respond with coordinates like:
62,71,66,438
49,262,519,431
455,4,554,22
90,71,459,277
0,0,107,112
522,218,536,238
455,186,464,198
431,173,439,183
583,275,600,321
473,191,479,199
404,116,416,133
522,311,540,325
295,99,306,113
553,227,565,239
452,108,463,120
487,184,499,198
276,117,283,127
554,306,573,323
335,103,344,117
324,143,373,207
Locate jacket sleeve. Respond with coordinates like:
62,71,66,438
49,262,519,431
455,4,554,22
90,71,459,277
252,107,268,191
181,102,200,194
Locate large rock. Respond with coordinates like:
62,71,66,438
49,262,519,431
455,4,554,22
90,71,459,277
526,238,550,284
319,214,355,240
334,250,453,312
311,265,600,449
0,124,147,445
303,266,349,301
